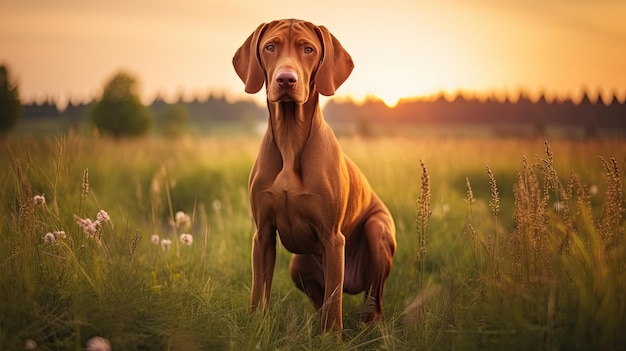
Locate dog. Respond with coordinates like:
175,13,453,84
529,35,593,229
233,19,396,332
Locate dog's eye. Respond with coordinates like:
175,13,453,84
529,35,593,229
265,44,275,52
304,46,314,54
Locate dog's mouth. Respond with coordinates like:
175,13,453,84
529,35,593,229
270,91,306,104
277,93,295,102
268,78,306,103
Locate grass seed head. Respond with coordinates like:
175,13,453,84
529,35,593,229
486,164,500,217
81,168,89,200
465,177,475,205
131,229,141,254
416,160,431,253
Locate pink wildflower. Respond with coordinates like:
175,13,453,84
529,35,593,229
33,194,46,205
43,232,56,244
96,209,110,222
161,239,172,251
180,233,193,245
175,211,191,229
85,336,111,351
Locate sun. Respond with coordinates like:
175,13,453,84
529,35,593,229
376,91,403,108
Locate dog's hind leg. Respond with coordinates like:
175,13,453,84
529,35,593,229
360,212,396,323
289,253,325,311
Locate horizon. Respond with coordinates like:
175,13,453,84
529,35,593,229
2,0,625,109
21,86,626,112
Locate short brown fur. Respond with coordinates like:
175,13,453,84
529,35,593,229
233,19,396,332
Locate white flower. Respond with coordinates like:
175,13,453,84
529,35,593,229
74,215,100,237
85,336,111,351
74,214,91,228
151,234,160,245
161,239,172,251
179,233,193,245
33,194,46,205
212,199,222,212
96,209,110,222
53,230,66,239
175,211,191,229
86,222,101,237
43,232,56,244
74,214,103,238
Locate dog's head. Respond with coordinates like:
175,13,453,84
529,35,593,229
233,19,354,104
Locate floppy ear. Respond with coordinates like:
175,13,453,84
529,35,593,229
314,25,354,96
232,23,267,94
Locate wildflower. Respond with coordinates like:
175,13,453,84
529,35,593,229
53,230,66,239
83,222,99,238
180,233,193,245
161,239,172,251
43,232,56,244
74,215,99,238
24,339,38,350
96,209,110,222
74,214,91,228
151,234,160,245
33,194,46,206
212,199,222,212
175,211,191,229
85,336,111,351
74,209,109,239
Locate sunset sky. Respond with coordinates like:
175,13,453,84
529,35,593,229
1,0,625,108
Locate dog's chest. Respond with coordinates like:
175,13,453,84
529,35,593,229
270,168,302,194
272,194,323,254
259,171,327,254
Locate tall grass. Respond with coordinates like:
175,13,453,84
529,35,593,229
0,134,624,350
455,139,625,350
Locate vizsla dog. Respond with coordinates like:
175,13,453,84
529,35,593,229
233,19,396,332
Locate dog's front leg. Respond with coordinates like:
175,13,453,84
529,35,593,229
250,224,276,311
321,232,345,332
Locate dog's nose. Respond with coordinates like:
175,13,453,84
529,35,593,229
276,71,298,89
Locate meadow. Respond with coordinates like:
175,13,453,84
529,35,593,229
0,132,624,350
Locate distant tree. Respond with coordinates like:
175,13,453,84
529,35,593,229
91,71,152,137
0,65,21,137
356,114,375,138
158,103,190,138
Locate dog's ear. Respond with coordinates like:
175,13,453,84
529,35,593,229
233,23,267,94
314,25,354,96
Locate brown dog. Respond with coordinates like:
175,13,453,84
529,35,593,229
233,19,396,332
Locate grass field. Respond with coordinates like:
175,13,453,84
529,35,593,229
1,132,624,350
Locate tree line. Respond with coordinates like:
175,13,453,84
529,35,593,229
11,69,265,137
324,92,626,138
2,64,625,138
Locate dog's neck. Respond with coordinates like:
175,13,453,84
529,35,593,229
267,90,322,175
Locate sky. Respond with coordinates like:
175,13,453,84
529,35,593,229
1,0,625,108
